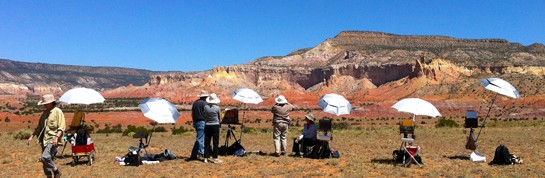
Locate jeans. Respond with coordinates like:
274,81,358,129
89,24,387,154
273,122,289,154
40,143,58,176
190,121,205,158
204,124,220,159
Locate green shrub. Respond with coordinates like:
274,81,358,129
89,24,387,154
171,126,188,135
435,118,459,128
152,126,168,132
13,129,32,140
122,125,149,136
241,126,257,133
97,124,123,133
332,121,350,130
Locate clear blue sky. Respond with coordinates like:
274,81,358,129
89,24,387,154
1,1,544,72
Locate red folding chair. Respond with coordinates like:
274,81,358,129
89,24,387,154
402,145,423,167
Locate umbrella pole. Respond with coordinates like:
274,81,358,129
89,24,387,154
147,125,155,148
476,93,498,142
239,104,246,143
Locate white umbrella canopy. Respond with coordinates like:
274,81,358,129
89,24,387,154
138,98,180,124
230,88,263,104
59,87,105,105
480,78,520,99
318,93,352,116
392,98,441,120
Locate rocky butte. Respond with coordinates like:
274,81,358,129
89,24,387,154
3,31,545,118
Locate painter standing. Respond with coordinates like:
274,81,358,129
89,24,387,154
27,94,66,178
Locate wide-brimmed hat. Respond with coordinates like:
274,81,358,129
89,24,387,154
275,95,288,104
206,93,221,104
38,94,57,105
197,90,209,97
305,114,316,122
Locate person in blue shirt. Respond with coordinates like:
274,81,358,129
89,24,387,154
292,114,317,157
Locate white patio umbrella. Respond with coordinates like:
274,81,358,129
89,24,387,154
59,87,105,105
230,88,263,143
392,98,441,121
480,78,521,99
230,88,263,104
318,93,352,116
138,98,180,124
477,78,520,141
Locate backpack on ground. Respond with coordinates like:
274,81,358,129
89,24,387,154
490,145,512,165
124,151,142,166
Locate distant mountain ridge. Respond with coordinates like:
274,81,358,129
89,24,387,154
0,59,156,95
3,31,545,119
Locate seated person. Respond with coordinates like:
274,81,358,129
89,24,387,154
292,114,317,157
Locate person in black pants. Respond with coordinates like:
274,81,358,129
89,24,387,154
203,93,223,163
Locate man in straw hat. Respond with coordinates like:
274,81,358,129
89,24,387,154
190,90,209,160
292,114,318,158
27,94,66,178
271,95,296,157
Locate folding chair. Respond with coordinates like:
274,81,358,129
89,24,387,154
393,119,423,167
402,145,423,167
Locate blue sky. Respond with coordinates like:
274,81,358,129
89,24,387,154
1,1,544,72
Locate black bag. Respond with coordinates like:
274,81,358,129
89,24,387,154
309,141,331,159
219,141,245,155
490,145,512,165
124,151,142,166
75,128,88,146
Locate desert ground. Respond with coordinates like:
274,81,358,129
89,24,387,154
1,121,544,177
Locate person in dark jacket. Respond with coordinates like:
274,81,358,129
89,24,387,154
190,90,208,160
203,93,223,163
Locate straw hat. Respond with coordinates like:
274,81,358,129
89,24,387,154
38,94,57,105
206,93,221,104
275,95,288,104
305,114,316,122
197,90,209,97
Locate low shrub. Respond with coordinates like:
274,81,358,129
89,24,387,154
332,121,350,130
13,129,32,140
97,124,123,133
435,118,459,128
152,126,168,132
122,125,149,136
171,126,189,135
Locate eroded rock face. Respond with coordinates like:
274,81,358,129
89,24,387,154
4,31,545,106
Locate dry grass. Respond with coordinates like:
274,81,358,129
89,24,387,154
1,126,544,177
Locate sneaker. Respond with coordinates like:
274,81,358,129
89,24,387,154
274,153,280,157
294,153,301,157
213,159,223,164
281,152,286,156
203,158,208,163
